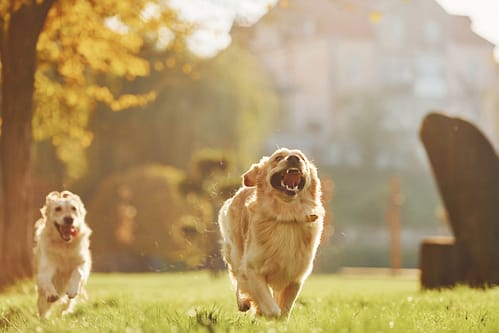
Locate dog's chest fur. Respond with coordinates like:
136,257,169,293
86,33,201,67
38,224,88,260
245,205,322,290
35,225,89,284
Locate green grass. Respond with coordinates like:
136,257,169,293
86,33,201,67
1,272,498,332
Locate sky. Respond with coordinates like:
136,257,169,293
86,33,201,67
167,0,278,57
436,0,499,61
166,0,499,62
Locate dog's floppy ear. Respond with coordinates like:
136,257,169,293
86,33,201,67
74,193,87,217
41,191,59,218
242,156,269,187
45,191,60,204
243,163,260,187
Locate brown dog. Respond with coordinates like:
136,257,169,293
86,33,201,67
218,148,324,318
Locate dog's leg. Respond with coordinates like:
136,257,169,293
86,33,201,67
80,287,89,302
67,265,88,298
37,257,59,303
245,270,280,318
277,282,302,318
61,295,76,316
37,288,52,319
236,285,251,312
226,258,251,312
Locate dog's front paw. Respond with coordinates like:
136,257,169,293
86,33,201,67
47,294,59,303
258,303,281,319
67,285,80,299
66,291,78,299
66,279,81,299
238,299,251,312
266,308,282,319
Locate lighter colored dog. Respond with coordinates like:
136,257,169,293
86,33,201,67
218,148,325,318
33,190,92,318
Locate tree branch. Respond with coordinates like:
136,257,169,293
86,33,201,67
35,0,57,34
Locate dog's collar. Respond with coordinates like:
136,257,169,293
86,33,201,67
275,214,319,224
306,214,319,222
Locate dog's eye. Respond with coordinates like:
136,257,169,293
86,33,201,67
275,155,283,162
55,206,62,212
71,206,77,212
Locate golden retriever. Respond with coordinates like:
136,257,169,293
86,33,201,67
218,148,325,318
33,191,92,318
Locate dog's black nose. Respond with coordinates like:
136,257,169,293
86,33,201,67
287,155,300,164
63,216,74,225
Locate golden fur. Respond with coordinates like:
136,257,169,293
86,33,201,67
33,191,92,318
218,148,324,318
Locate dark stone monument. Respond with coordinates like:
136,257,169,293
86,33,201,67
419,112,499,288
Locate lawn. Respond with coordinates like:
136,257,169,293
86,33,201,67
0,272,498,332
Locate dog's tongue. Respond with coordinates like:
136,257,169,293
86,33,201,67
61,225,77,240
283,172,301,188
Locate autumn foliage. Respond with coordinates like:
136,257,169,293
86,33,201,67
0,0,278,286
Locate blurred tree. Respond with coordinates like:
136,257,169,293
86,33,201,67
88,148,239,272
146,44,278,170
0,0,56,288
34,0,185,182
88,164,214,272
80,44,278,199
0,0,186,288
180,149,240,273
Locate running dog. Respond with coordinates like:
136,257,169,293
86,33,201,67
34,191,92,318
218,148,324,318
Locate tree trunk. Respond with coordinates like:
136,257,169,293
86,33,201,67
0,0,54,289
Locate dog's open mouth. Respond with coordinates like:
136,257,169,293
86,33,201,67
270,168,306,196
54,222,78,242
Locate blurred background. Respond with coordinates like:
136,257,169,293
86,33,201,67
2,0,498,274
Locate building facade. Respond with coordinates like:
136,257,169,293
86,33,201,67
236,0,498,166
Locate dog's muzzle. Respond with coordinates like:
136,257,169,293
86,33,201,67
54,221,78,242
270,160,306,196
